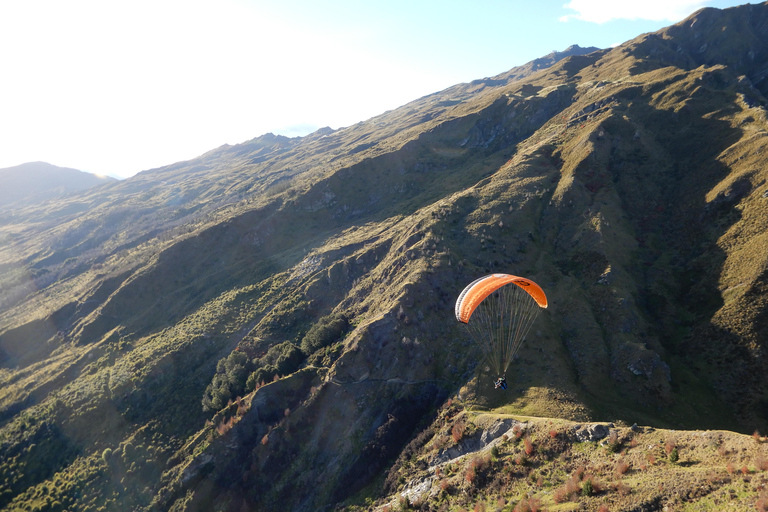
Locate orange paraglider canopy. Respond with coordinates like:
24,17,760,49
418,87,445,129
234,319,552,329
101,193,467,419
455,274,548,324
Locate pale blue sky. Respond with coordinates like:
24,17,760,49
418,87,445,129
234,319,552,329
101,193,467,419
0,0,756,178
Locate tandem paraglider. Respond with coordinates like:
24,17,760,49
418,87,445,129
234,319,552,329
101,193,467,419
455,274,548,390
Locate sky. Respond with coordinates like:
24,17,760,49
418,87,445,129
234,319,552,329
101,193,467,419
0,0,757,178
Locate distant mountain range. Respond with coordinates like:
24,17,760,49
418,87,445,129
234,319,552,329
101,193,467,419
1,3,768,511
0,161,115,209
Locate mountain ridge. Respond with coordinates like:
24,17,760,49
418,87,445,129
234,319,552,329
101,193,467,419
0,161,116,210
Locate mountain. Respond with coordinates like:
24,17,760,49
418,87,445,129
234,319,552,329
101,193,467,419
0,162,116,209
1,3,768,511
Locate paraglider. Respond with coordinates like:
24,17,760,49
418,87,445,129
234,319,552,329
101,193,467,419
455,274,548,389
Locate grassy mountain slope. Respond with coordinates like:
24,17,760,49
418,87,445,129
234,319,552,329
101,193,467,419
1,3,768,511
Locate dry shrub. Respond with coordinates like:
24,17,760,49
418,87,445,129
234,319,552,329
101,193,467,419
473,502,486,512
664,439,676,455
614,481,631,495
757,457,768,471
469,454,490,473
549,429,558,439
553,487,569,504
756,492,768,512
597,504,610,512
615,459,630,476
524,436,534,456
452,419,466,443
754,430,762,443
512,424,523,439
727,462,735,474
554,475,582,503
646,453,656,465
582,474,602,495
513,497,541,512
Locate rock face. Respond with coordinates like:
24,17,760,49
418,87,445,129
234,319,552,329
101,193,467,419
1,3,768,512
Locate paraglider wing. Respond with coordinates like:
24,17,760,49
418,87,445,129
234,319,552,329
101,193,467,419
455,274,547,323
455,273,547,376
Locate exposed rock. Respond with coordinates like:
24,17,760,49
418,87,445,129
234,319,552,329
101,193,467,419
430,418,522,467
572,423,611,442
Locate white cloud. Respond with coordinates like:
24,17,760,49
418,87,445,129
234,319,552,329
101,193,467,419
560,0,710,23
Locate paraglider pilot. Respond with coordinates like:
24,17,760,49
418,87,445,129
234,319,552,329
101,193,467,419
494,376,507,390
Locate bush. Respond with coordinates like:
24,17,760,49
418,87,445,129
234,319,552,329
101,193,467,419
203,351,255,411
451,420,466,443
203,341,306,411
246,365,277,391
524,436,534,456
266,341,303,375
300,314,348,355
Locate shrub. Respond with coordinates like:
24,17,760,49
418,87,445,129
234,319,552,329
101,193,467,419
615,459,629,476
554,476,582,503
452,420,466,443
513,498,541,512
582,478,594,496
606,430,621,452
583,475,602,495
756,493,768,512
203,351,255,411
101,448,112,464
264,341,303,375
524,436,534,456
669,447,679,464
300,314,348,355
246,365,277,391
614,482,631,495
553,487,569,504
